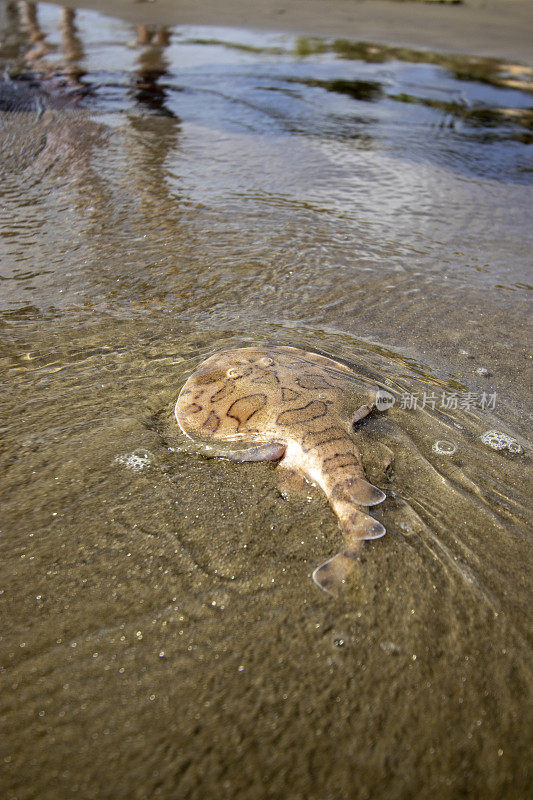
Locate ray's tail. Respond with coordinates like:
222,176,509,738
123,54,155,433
313,473,386,596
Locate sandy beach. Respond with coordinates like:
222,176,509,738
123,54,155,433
47,0,533,63
2,2,532,798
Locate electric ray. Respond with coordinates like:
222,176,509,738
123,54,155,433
174,346,386,595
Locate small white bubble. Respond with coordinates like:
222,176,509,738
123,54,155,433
432,440,456,455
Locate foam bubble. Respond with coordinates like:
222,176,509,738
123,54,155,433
115,450,152,471
480,430,522,454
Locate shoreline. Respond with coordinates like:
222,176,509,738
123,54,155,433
46,0,533,65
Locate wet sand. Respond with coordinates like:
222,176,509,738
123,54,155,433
47,0,533,63
1,3,532,800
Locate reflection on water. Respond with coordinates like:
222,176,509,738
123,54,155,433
1,3,532,800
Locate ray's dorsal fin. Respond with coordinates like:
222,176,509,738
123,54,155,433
333,477,386,506
312,551,360,597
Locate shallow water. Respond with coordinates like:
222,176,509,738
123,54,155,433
1,3,532,799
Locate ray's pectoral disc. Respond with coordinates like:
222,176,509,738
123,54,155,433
175,345,387,595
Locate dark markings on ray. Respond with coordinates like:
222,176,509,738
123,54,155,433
296,374,334,390
281,387,301,402
251,371,280,385
322,453,360,473
202,411,220,433
182,402,202,415
301,426,351,453
276,400,328,426
210,384,234,403
227,393,268,431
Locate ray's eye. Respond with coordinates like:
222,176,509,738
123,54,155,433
226,367,242,379
258,357,274,367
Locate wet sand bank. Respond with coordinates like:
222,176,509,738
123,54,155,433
46,0,533,64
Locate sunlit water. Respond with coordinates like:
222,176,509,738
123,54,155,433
1,3,532,799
